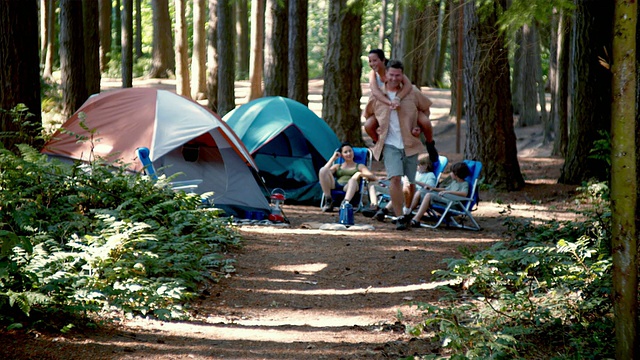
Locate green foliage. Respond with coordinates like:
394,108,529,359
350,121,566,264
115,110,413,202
407,184,614,359
0,144,241,324
588,130,611,179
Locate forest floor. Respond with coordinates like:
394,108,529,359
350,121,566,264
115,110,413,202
4,79,582,359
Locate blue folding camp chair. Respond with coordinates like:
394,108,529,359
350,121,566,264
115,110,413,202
421,159,482,231
135,147,203,193
319,147,373,211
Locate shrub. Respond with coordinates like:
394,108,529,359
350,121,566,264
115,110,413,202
407,182,614,359
0,144,240,326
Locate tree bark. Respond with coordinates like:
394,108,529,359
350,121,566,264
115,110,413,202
121,0,134,88
463,0,523,191
511,29,523,116
135,0,142,59
378,0,388,51
236,0,250,79
391,0,402,60
610,1,637,358
99,0,112,73
434,0,449,88
83,0,101,95
517,23,539,127
0,0,42,152
552,10,570,156
42,0,55,78
264,0,288,97
217,0,235,115
559,0,613,184
174,0,190,97
192,0,207,99
207,0,219,111
287,0,308,105
449,0,461,116
113,0,121,52
322,0,363,146
248,0,264,100
148,0,175,78
60,0,88,118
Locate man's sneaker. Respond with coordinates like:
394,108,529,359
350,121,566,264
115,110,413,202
321,198,334,212
374,207,388,222
395,215,411,230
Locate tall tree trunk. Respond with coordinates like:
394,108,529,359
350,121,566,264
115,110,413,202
559,0,613,184
121,0,134,88
264,0,288,97
449,0,462,116
548,9,559,147
424,3,439,86
400,6,416,81
174,0,190,97
113,0,121,53
535,21,550,144
83,0,101,95
236,0,250,79
42,0,55,78
207,0,218,111
248,0,264,100
39,0,48,65
148,0,175,78
391,0,402,60
511,29,523,116
287,0,308,105
0,0,42,152
552,10,570,156
378,0,388,51
463,0,523,191
610,1,637,358
135,0,142,59
322,0,363,146
434,0,449,88
192,0,207,99
517,23,540,127
99,0,112,72
217,0,235,115
60,0,88,118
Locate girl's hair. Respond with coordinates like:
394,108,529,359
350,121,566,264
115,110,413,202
418,155,433,172
339,142,353,152
368,49,388,65
451,162,470,179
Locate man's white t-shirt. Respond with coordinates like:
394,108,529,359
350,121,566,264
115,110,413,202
384,90,404,149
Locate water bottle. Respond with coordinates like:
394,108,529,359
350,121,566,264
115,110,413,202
339,201,354,226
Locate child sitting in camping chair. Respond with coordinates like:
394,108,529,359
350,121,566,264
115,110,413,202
409,161,470,228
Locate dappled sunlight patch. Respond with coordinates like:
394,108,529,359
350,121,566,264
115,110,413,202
271,263,328,275
250,280,452,297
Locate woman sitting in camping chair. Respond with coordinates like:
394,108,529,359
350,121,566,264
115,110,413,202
319,142,377,212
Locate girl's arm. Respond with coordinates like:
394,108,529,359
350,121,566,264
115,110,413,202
395,74,414,102
369,70,391,106
322,152,341,171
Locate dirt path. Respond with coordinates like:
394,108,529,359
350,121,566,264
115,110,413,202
4,80,579,359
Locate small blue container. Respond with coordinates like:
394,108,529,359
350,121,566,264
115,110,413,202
339,202,354,226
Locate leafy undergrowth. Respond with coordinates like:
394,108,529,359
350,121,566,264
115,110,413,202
0,145,240,331
404,182,614,359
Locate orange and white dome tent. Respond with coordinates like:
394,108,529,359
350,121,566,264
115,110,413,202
42,88,270,217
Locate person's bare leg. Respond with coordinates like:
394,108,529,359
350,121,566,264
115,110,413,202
412,193,432,222
389,176,404,217
318,167,335,198
343,178,359,203
364,116,380,143
410,191,421,212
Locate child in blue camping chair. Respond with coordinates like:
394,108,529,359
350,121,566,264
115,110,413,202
410,161,470,228
319,142,377,212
